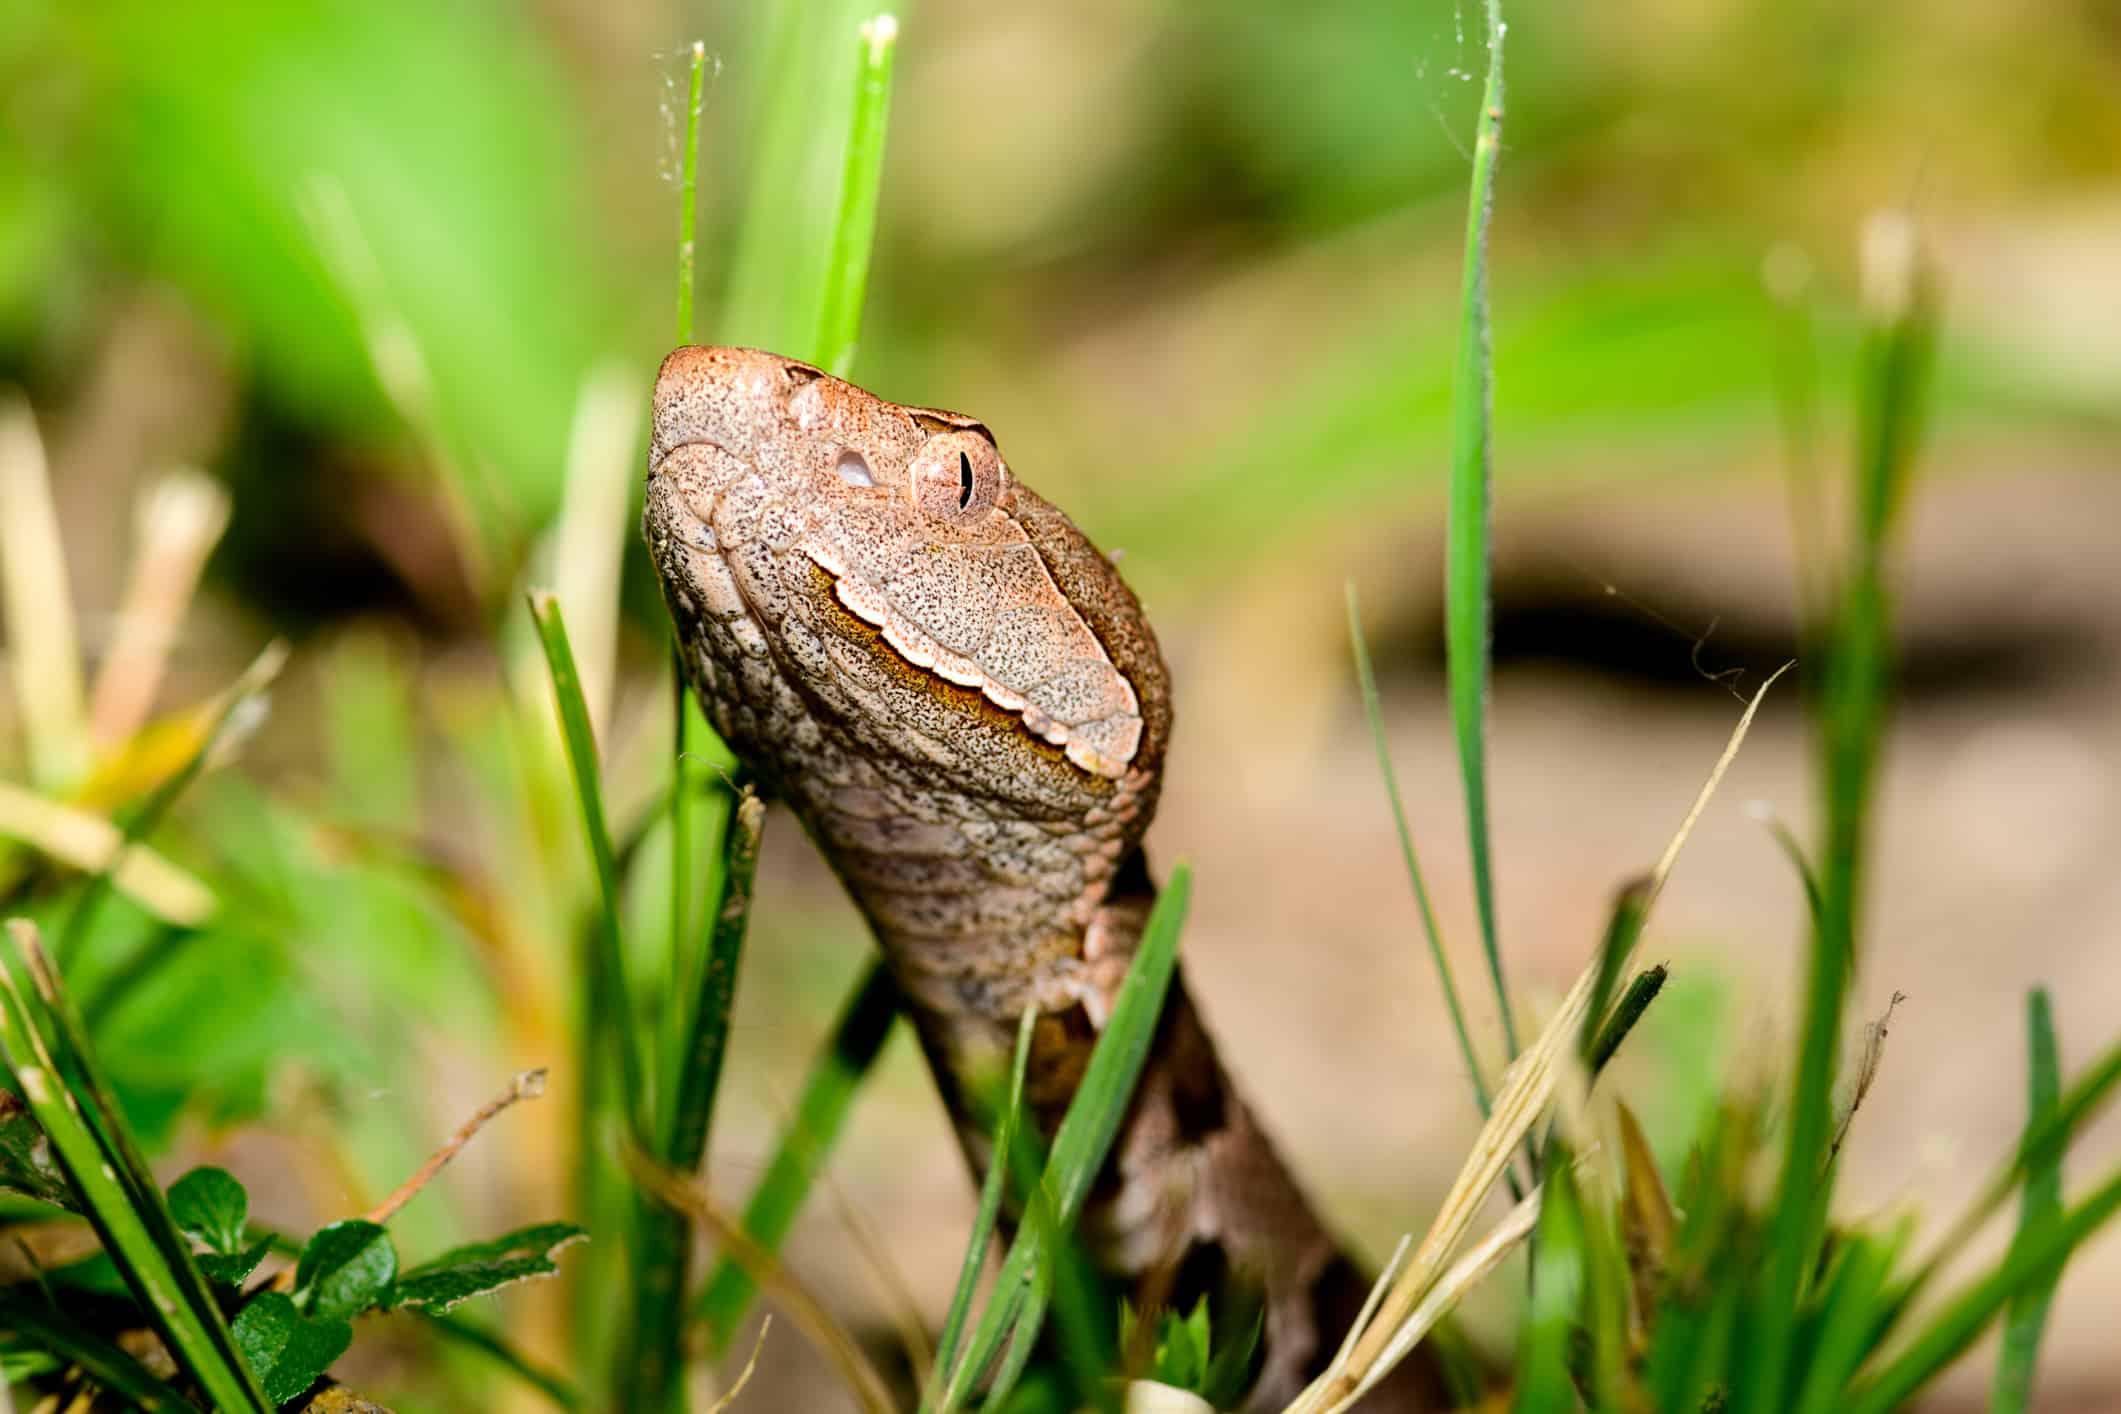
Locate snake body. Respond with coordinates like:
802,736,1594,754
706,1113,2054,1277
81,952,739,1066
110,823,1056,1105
644,347,1446,1410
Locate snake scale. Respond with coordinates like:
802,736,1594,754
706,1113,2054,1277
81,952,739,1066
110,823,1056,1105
644,346,1448,1411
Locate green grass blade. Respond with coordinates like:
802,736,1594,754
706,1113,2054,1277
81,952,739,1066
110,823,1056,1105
1346,582,1490,1118
977,1218,1055,1414
934,865,1191,1412
695,960,902,1352
815,14,900,378
1513,1154,1587,1413
1443,0,1519,1071
1791,1226,1906,1414
675,38,707,345
1587,964,1667,1076
626,790,764,1411
718,0,874,352
1756,805,1827,933
0,1290,196,1410
1746,221,1935,1414
528,590,647,1145
1017,864,1187,1238
1847,1161,2121,1414
664,672,713,1142
0,924,271,1412
666,30,711,1157
1990,989,2063,1414
665,789,762,1173
927,1004,1038,1408
987,1102,1119,1414
1909,1029,2121,1294
1580,879,1650,1065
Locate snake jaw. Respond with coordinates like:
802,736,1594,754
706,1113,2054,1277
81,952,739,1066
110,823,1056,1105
803,539,1135,780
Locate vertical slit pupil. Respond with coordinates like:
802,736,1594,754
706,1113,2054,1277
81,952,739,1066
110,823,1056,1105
957,451,974,510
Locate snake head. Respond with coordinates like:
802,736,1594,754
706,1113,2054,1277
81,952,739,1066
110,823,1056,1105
646,346,1166,786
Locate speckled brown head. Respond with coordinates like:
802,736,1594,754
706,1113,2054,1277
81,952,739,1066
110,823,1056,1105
643,345,1170,826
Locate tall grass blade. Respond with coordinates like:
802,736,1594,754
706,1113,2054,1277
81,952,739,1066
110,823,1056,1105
1847,1162,2121,1414
668,26,713,1199
1346,583,1491,1119
1512,1158,1586,1413
1745,216,1934,1414
816,15,900,378
676,39,708,344
934,866,1191,1413
1753,802,1827,933
986,1098,1121,1414
1990,989,2063,1414
666,790,763,1175
530,589,653,1397
1315,662,1785,1410
528,591,647,1144
928,1004,1039,1406
626,790,764,1411
719,0,874,352
1442,0,1519,1070
1903,1028,2121,1303
695,960,902,1351
0,922,272,1412
1791,1224,1909,1414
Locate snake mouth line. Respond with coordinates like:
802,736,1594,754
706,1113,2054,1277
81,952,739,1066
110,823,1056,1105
805,549,1132,782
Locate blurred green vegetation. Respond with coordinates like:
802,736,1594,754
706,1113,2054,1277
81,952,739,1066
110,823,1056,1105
0,0,2117,1407
0,0,2111,622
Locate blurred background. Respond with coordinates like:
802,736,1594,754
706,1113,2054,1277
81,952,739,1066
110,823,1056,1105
1,0,2117,1408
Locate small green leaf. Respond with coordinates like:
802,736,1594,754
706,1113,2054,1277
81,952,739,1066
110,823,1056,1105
168,1166,250,1255
295,1220,398,1321
200,1236,276,1289
232,1291,352,1406
389,1221,587,1313
0,1091,76,1210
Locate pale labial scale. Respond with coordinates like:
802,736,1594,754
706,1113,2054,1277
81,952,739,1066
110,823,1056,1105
802,487,1143,779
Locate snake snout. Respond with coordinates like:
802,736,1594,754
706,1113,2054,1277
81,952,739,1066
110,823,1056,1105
650,345,821,470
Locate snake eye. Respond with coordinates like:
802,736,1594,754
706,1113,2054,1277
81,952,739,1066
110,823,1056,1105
907,430,1004,522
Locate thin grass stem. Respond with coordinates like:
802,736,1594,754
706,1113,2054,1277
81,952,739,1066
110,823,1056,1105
527,592,648,1144
1442,0,1519,1075
676,39,707,344
1346,583,1493,1122
1990,989,2063,1414
927,1006,1039,1407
